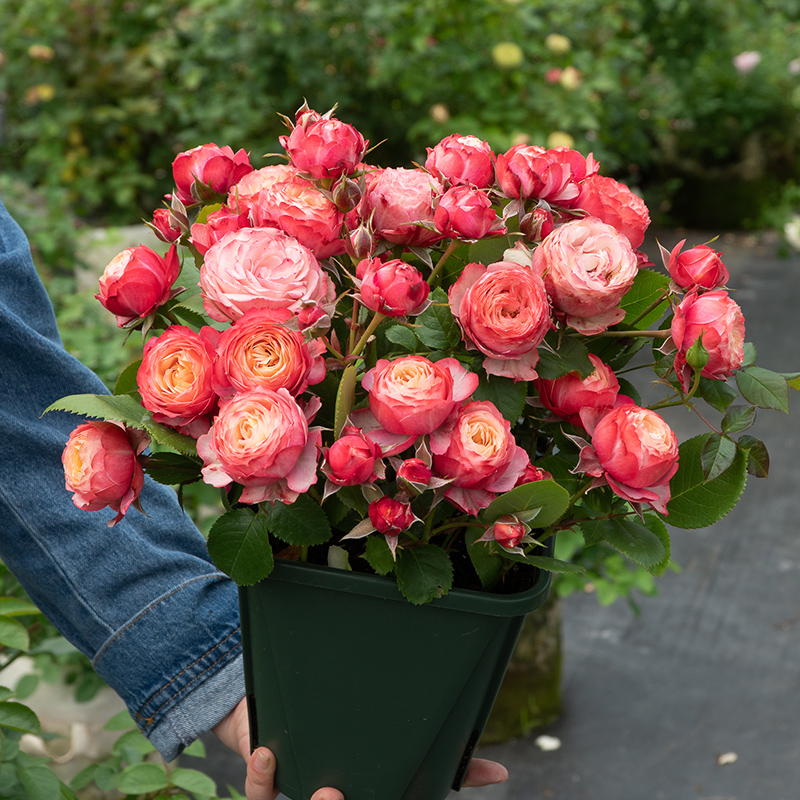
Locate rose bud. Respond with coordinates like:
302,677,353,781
346,219,378,261
96,244,180,327
575,174,650,250
425,134,495,188
280,109,368,181
515,463,553,486
190,206,249,256
490,515,528,550
62,421,149,526
519,206,554,243
671,289,745,390
356,257,430,317
396,458,433,492
332,175,363,212
666,240,729,290
150,208,183,243
137,325,218,433
434,185,506,240
172,143,253,206
368,496,416,536
323,427,382,486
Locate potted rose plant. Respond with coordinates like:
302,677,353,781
50,103,796,800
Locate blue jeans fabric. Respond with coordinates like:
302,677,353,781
0,195,244,760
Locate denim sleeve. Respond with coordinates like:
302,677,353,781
0,196,244,761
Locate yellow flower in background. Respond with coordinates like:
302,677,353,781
559,66,582,91
24,84,56,105
430,103,450,124
28,44,55,61
545,34,571,54
510,132,531,146
547,131,575,149
492,42,524,69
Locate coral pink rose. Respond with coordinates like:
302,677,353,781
449,261,551,381
227,165,298,215
199,228,333,323
665,240,729,290
137,325,219,432
280,108,368,180
577,405,679,514
213,308,325,399
536,353,620,427
425,134,495,188
360,167,443,247
190,206,249,256
62,421,149,526
322,427,383,486
362,356,479,437
368,496,416,536
533,217,639,334
356,257,430,317
434,185,506,240
172,143,253,206
576,174,650,249
249,176,345,259
490,515,528,549
96,244,180,327
197,388,321,505
431,401,529,515
515,463,553,486
395,458,433,492
151,208,183,243
671,289,745,390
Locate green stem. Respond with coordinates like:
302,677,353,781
351,311,386,357
300,545,308,563
427,240,461,287
599,329,671,339
627,291,670,328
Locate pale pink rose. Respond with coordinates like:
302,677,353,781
62,421,149,526
575,174,650,249
671,289,745,390
356,257,430,317
360,167,443,247
227,165,298,215
96,244,180,327
190,206,249,256
363,356,478,437
172,143,253,206
535,353,619,427
249,176,345,259
197,388,321,505
137,325,219,430
665,240,729,290
533,217,639,334
280,110,368,180
449,261,551,381
434,185,506,240
151,208,182,243
199,228,333,323
577,405,679,514
213,308,325,399
424,134,495,188
368,496,416,535
431,401,529,515
322,427,382,486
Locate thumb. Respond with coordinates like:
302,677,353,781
245,746,278,800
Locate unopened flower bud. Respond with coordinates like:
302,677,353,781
396,458,432,493
332,176,363,212
346,222,377,261
685,334,710,372
520,207,555,242
368,496,416,536
491,515,527,549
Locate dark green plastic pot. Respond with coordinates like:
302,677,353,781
239,553,553,800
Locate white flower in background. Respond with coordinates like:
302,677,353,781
733,51,761,74
784,215,800,251
788,58,800,75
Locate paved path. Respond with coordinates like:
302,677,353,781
186,231,800,800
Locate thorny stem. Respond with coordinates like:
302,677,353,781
351,311,386,357
347,296,360,352
427,240,461,287
627,291,670,328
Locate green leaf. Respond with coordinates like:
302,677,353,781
111,730,155,757
481,480,570,529
620,268,670,329
580,517,666,570
70,764,100,791
698,377,738,412
103,710,135,731
641,513,672,577
472,373,527,424
334,364,357,438
721,404,757,434
182,738,206,758
0,686,15,702
414,287,462,351
384,324,417,352
504,552,586,574
117,762,169,795
362,536,395,576
535,332,594,380
0,618,29,652
0,701,40,734
395,545,454,605
171,303,208,329
700,433,738,482
14,674,39,701
785,372,800,390
736,366,789,412
0,598,40,617
144,452,202,486
169,768,217,797
43,394,197,455
263,495,332,546
742,341,757,367
18,763,60,800
206,508,274,585
664,434,747,528
738,435,770,478
113,360,142,396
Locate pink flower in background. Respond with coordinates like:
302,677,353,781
96,244,180,327
425,134,495,188
190,206,250,256
172,143,253,206
576,174,650,249
733,51,761,74
434,185,506,240
449,261,551,381
197,388,321,505
199,228,332,322
62,421,149,526
671,289,745,389
356,257,430,317
534,217,639,334
665,240,729,290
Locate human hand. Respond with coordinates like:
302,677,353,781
213,698,509,798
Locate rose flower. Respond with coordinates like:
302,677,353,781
172,143,253,206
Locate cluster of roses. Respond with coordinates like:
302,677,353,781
61,104,744,556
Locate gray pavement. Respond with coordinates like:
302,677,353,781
185,231,800,800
